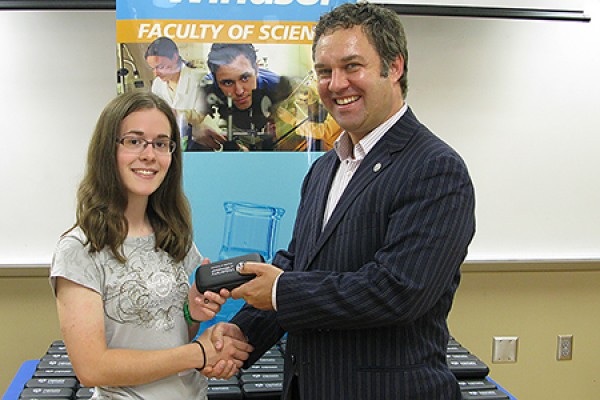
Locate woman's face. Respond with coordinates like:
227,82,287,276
116,108,172,203
146,54,181,82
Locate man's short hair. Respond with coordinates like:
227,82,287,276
312,2,409,98
207,43,258,77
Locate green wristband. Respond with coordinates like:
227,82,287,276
183,301,202,326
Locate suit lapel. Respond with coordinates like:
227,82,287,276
313,153,340,232
313,145,392,253
304,108,420,269
303,152,339,267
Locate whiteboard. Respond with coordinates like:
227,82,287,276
404,9,600,261
0,11,116,265
1,7,599,266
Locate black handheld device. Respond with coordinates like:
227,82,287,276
195,253,264,293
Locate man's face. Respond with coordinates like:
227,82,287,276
313,26,404,142
146,54,181,82
215,54,258,110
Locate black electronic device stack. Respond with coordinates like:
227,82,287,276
13,337,513,399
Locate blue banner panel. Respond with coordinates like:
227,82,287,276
183,152,322,262
117,0,353,22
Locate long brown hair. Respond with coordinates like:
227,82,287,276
68,91,193,263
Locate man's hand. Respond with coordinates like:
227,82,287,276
231,262,283,311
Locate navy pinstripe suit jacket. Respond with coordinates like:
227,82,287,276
231,108,476,400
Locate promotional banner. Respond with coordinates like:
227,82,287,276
117,0,351,324
116,0,350,153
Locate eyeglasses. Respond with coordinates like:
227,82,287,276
117,136,176,155
149,64,174,72
148,61,180,73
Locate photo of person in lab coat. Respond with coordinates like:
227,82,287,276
145,37,223,151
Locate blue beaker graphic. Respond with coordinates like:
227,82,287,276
201,201,285,331
218,201,286,262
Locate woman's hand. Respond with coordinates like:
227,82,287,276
187,259,232,321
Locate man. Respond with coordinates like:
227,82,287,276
202,3,475,399
198,43,293,150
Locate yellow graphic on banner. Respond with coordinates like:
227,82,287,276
117,20,316,44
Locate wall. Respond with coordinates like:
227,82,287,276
0,10,115,266
2,262,600,399
2,4,600,266
0,271,62,394
2,3,600,398
449,262,600,399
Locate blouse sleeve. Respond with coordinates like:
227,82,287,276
49,230,103,297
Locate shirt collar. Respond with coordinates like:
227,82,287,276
333,103,408,162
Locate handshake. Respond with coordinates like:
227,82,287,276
192,322,253,379
187,254,282,378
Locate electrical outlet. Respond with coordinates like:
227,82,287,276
557,335,573,360
492,336,518,363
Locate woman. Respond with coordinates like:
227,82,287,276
145,37,223,151
50,92,251,399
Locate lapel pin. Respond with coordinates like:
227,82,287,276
373,162,382,172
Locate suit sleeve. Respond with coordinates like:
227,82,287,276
275,151,475,332
229,159,320,364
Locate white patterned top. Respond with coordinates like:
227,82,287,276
50,227,206,400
